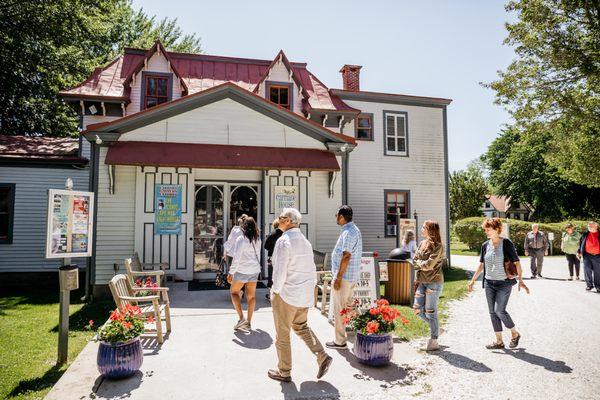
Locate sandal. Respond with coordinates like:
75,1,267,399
509,334,521,348
485,342,505,350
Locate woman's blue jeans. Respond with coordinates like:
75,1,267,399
485,279,516,332
413,282,443,339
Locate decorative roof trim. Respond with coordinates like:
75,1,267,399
330,89,452,107
253,50,309,99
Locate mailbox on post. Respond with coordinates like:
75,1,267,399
59,264,79,291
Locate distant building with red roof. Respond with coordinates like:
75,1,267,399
482,195,533,221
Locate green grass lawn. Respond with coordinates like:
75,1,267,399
390,267,471,340
450,236,479,256
0,288,112,400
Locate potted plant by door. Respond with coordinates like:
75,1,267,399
342,299,408,366
95,304,148,379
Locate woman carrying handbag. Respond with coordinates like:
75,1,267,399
227,217,262,332
468,218,529,349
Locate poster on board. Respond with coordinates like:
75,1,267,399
154,184,182,235
273,186,298,216
378,261,389,282
46,189,94,259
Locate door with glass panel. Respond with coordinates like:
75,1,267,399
194,185,225,272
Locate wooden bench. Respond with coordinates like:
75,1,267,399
125,257,165,290
108,274,171,344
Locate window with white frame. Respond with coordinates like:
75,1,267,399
384,112,408,156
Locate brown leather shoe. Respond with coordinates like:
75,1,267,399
268,369,291,382
317,355,332,379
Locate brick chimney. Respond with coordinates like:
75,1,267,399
340,64,362,91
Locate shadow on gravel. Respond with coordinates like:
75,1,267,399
429,346,492,372
497,349,573,373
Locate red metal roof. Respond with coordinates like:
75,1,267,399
0,135,87,164
60,43,356,113
104,141,340,171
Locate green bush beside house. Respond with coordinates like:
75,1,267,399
453,217,589,255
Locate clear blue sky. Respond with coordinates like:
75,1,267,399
132,0,516,171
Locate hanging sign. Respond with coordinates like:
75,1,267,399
155,184,182,235
46,189,94,259
273,186,298,216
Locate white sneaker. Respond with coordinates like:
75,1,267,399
234,318,247,330
426,339,440,351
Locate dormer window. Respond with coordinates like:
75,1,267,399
266,82,292,110
142,72,172,110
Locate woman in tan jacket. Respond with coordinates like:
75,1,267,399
413,220,445,351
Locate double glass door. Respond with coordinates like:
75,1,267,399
194,183,259,273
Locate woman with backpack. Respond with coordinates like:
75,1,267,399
227,217,262,332
413,220,446,351
468,218,529,349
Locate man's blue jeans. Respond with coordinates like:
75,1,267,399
413,282,443,339
583,254,600,289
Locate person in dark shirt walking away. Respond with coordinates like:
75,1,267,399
578,221,600,293
264,219,283,301
524,223,549,278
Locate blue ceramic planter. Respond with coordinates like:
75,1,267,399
354,332,394,366
97,337,143,379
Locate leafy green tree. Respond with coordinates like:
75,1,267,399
488,0,600,187
0,0,201,138
449,164,489,222
483,127,600,221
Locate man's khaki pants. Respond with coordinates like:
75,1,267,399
332,279,356,345
271,293,327,377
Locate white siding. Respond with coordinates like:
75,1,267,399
119,98,325,149
257,60,303,115
343,100,448,259
126,51,183,115
94,148,136,284
314,169,343,257
0,167,89,272
82,116,121,159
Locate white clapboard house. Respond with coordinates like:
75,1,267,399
59,41,451,296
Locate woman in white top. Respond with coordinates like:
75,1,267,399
223,214,248,260
227,217,262,331
400,230,417,259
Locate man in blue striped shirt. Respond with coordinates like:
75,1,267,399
326,205,363,349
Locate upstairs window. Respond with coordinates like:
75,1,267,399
0,184,15,244
143,73,171,109
385,190,410,237
384,111,408,156
266,82,292,110
356,114,373,140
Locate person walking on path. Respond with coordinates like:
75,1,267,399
224,214,248,261
268,208,332,382
577,221,600,292
227,217,261,331
264,219,283,301
561,223,581,280
412,220,446,351
326,205,363,350
524,223,549,278
469,218,529,350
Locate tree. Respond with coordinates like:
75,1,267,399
483,126,600,221
488,0,600,187
449,164,489,222
0,0,201,138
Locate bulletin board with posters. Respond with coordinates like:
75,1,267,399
45,189,94,259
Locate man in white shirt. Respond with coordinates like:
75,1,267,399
268,208,332,382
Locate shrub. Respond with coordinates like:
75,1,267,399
453,218,589,255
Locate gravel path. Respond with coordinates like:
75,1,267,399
408,255,600,400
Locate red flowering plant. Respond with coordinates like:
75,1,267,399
97,304,151,344
341,299,409,335
134,276,159,297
